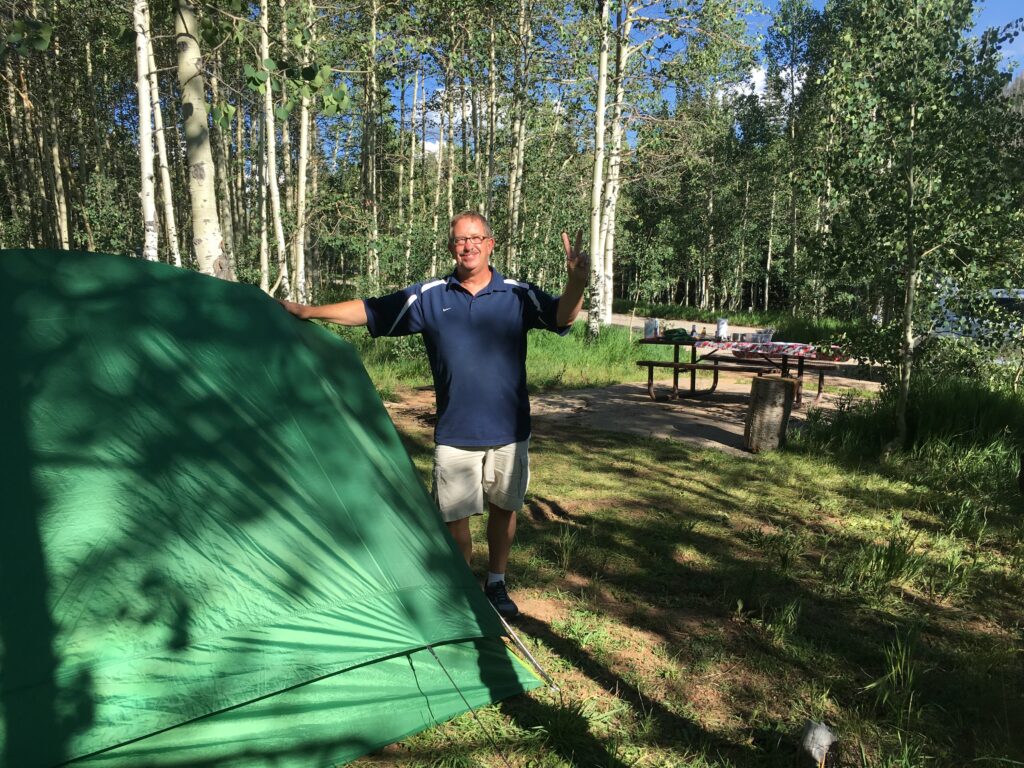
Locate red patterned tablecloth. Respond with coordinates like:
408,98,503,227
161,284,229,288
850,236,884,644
694,341,839,359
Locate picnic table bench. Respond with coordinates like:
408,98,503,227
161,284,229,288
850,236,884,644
637,337,838,406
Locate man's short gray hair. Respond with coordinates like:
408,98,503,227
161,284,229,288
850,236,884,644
448,211,494,242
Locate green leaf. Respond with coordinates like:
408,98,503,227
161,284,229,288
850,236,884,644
263,58,278,71
275,105,290,121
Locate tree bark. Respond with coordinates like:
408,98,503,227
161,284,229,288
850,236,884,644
278,0,293,213
890,105,920,452
145,4,181,266
485,27,496,220
404,67,418,280
506,1,530,274
765,184,776,311
175,0,229,278
258,114,270,293
293,0,314,302
598,4,632,324
262,0,289,295
588,0,610,337
209,68,235,272
362,0,380,291
430,102,444,276
134,0,159,260
4,58,34,242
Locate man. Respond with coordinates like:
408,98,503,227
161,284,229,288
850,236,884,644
279,212,589,617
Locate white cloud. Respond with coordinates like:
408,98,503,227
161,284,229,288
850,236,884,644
718,67,768,101
749,66,767,97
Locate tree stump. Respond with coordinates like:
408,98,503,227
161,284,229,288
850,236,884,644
744,375,798,453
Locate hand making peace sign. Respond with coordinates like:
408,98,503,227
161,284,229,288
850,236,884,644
561,229,590,285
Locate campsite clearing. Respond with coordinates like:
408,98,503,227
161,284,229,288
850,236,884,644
355,382,1024,767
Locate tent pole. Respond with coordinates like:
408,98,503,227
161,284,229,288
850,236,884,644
496,612,559,692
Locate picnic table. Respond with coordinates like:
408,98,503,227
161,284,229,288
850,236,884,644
636,336,839,406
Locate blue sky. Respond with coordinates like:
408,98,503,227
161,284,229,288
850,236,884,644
755,0,1024,77
975,0,1024,76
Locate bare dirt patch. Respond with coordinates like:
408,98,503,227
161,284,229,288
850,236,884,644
385,370,880,455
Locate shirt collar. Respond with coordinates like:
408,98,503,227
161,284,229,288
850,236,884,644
447,267,507,295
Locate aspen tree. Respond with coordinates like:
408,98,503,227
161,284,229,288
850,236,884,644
175,0,229,278
133,0,158,260
144,3,181,266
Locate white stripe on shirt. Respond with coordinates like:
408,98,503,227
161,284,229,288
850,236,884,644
385,279,447,335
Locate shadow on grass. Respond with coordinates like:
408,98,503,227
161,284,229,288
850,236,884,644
506,426,1024,764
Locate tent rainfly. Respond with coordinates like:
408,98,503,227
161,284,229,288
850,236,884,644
0,249,541,767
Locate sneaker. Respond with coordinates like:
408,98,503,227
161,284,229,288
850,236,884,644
484,580,519,619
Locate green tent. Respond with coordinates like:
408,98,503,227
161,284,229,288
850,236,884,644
0,249,540,767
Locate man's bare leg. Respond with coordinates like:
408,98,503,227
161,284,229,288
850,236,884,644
446,518,472,565
486,503,516,573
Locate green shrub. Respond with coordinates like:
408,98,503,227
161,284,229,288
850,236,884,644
794,372,1023,501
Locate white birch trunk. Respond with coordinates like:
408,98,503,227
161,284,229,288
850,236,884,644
293,0,316,302
278,0,293,213
144,4,180,266
294,96,310,302
587,0,610,337
485,28,496,220
259,116,270,293
506,0,531,273
430,101,444,276
404,68,418,279
444,73,454,224
4,59,32,231
598,6,632,324
43,30,71,249
764,185,776,311
209,71,235,271
261,0,289,295
175,0,228,278
134,0,158,260
364,0,380,290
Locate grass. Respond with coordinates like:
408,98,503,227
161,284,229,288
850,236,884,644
351,425,1022,765
323,320,674,399
342,318,1023,766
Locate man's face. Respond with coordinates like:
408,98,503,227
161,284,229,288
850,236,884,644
449,217,494,277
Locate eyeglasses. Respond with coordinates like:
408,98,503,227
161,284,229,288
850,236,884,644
452,235,490,246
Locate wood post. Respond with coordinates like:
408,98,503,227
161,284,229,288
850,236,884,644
744,375,798,453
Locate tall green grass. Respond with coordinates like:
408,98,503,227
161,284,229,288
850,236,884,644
325,320,660,399
525,322,656,390
794,374,1024,499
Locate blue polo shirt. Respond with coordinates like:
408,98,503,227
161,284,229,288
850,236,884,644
363,268,569,446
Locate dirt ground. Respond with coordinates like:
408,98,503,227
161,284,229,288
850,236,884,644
385,362,881,456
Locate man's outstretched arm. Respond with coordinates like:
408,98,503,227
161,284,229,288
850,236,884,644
556,229,590,328
279,298,368,326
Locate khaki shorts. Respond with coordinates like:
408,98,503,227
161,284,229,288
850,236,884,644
432,439,530,522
